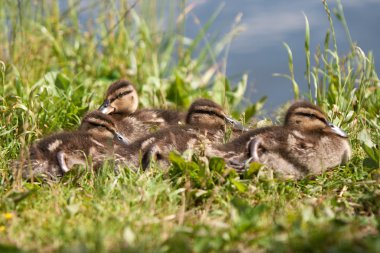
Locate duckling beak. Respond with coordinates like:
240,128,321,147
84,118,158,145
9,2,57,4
224,116,248,131
328,122,348,138
115,132,129,145
99,100,115,114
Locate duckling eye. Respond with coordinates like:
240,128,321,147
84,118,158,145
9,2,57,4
299,113,315,119
116,90,133,100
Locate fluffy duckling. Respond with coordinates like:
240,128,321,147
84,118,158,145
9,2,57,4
98,79,186,127
17,111,128,179
209,101,351,179
115,98,244,169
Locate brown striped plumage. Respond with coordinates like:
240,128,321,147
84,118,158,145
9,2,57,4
114,98,243,169
15,111,128,180
207,101,351,179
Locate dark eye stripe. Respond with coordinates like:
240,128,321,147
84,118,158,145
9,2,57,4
295,112,327,124
88,122,116,135
191,109,225,120
87,114,115,126
110,90,133,103
295,112,315,118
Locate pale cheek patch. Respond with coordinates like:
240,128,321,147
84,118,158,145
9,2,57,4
131,95,138,112
48,140,63,152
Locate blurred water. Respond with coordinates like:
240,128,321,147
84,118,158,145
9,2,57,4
186,0,380,111
58,0,380,111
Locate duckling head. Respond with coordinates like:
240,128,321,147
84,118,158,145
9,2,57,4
186,99,246,131
284,101,347,138
79,111,129,145
98,79,139,115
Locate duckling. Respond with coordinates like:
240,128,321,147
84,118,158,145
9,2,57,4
16,111,128,180
98,79,186,127
115,98,245,169
208,101,351,179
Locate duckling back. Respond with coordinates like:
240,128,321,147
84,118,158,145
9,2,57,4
17,111,128,180
132,109,186,127
115,98,240,169
27,132,97,178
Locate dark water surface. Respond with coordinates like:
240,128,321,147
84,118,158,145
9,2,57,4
186,0,380,111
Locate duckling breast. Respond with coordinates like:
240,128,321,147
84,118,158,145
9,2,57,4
286,130,351,175
317,135,352,166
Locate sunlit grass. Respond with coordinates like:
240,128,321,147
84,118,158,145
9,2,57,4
0,0,379,252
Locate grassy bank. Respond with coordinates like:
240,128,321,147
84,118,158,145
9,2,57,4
0,0,379,252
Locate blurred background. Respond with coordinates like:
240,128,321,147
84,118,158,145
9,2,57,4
185,0,380,111
2,0,379,114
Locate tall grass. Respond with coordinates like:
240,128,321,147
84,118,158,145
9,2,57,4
0,0,247,159
0,0,379,252
277,0,379,168
313,0,378,168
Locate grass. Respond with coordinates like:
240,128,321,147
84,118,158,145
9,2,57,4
0,0,379,252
